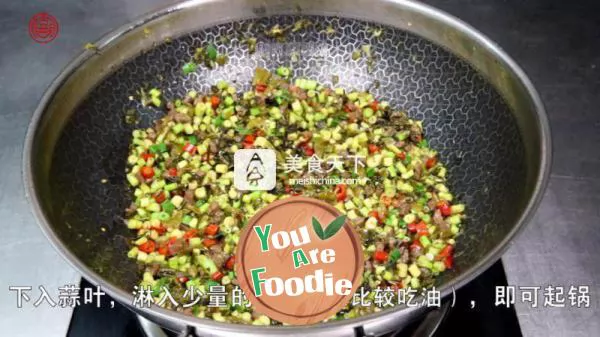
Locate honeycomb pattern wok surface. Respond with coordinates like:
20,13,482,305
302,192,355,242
49,15,526,294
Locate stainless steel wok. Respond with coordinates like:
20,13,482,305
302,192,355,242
23,0,551,336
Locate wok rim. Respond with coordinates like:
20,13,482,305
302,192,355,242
22,0,551,334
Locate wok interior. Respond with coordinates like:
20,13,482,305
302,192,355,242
45,16,527,305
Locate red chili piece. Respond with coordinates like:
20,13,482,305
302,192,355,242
437,200,452,217
183,229,198,240
140,166,154,179
138,240,156,253
151,225,167,235
210,95,220,108
256,84,267,93
225,256,235,270
368,210,382,224
203,238,218,247
368,144,380,154
335,184,347,201
153,192,166,204
373,250,388,263
183,143,197,155
204,224,219,236
211,271,224,281
425,157,437,170
141,153,154,161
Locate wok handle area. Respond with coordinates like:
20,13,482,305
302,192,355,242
177,326,197,337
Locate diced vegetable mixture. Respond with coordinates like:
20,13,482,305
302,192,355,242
124,67,465,324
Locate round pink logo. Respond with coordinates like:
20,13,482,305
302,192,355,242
29,12,59,44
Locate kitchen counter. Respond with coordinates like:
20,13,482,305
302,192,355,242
425,1,600,335
1,0,598,336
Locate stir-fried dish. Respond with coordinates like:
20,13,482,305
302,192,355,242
124,68,464,324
